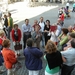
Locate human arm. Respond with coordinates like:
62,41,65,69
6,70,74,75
22,24,29,32
18,29,22,42
7,51,17,64
60,36,68,45
11,29,16,42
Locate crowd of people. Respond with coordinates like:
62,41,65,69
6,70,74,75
0,8,75,75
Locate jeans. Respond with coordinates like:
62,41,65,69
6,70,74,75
7,27,12,40
29,70,39,75
41,33,45,47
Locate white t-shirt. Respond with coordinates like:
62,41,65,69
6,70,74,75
66,3,69,6
39,22,45,32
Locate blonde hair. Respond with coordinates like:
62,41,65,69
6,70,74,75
0,30,5,36
45,40,57,54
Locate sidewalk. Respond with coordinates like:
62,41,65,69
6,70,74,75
7,2,59,24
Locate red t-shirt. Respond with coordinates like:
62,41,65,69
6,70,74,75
60,14,64,21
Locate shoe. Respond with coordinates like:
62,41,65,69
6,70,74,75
0,70,6,74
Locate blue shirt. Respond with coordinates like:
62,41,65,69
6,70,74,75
22,24,32,32
61,48,75,66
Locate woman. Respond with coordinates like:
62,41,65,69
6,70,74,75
0,30,6,50
3,15,8,36
0,30,6,73
58,28,68,51
2,39,17,75
11,24,22,55
44,20,51,45
24,38,43,75
44,40,66,75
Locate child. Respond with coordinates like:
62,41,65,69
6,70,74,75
32,25,42,49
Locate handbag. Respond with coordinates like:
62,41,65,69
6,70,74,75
14,42,22,50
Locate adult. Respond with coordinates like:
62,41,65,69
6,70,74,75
11,24,22,55
72,3,75,12
44,40,66,75
3,15,8,36
2,39,17,75
0,30,6,51
66,2,69,10
61,39,75,75
59,11,64,26
63,33,75,50
68,26,74,34
39,17,45,48
7,12,13,40
32,25,42,49
0,30,6,74
32,20,41,31
22,19,32,49
58,28,68,51
44,20,51,45
24,38,43,75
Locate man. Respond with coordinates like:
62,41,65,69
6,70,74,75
61,39,75,75
22,19,32,49
7,12,13,40
39,17,45,48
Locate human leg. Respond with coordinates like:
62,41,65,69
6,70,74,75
29,70,33,75
33,70,39,75
7,27,12,40
41,33,45,47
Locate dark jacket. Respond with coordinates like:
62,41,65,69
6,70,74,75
24,47,43,70
46,51,63,69
4,18,8,27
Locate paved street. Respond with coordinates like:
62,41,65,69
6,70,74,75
0,2,75,75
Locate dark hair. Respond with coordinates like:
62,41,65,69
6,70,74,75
26,38,34,47
8,12,11,16
25,19,29,22
71,39,75,48
14,24,18,28
2,39,10,48
62,28,68,35
46,20,50,23
69,33,75,38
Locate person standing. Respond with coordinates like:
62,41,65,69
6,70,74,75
44,40,66,75
22,19,32,49
32,20,41,31
39,17,45,48
32,25,42,49
11,24,22,55
24,38,43,75
3,15,8,36
61,39,75,75
2,39,17,75
72,3,75,12
44,20,51,45
7,12,13,40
